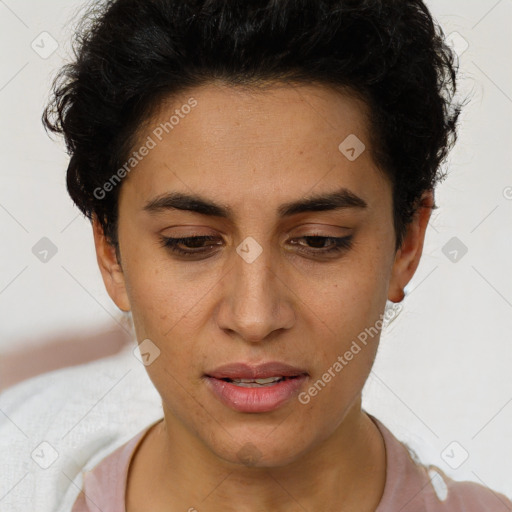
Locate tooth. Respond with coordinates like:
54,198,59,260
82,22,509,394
231,377,283,384
255,377,282,384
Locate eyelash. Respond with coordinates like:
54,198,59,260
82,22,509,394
158,234,353,258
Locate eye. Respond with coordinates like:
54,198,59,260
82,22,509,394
290,235,353,255
158,234,353,258
159,235,222,256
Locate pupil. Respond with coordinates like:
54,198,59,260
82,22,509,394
305,237,326,248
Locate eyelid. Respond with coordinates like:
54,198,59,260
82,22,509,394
158,233,353,258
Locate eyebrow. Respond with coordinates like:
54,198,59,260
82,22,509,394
142,187,368,220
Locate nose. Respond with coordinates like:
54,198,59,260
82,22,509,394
215,241,295,343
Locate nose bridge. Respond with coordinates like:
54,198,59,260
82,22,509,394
235,241,274,305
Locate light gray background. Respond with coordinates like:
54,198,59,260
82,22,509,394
1,0,511,499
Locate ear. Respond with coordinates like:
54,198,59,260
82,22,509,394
91,214,131,312
388,190,434,303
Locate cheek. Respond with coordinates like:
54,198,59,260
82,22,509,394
298,247,391,397
121,249,224,398
306,246,391,338
124,259,212,419
121,238,206,335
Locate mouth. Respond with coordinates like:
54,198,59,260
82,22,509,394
204,362,309,413
215,375,303,387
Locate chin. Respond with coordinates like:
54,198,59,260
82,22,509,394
209,431,311,469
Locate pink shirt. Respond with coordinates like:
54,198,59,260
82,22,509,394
71,414,512,512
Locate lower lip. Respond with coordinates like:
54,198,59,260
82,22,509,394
205,375,308,413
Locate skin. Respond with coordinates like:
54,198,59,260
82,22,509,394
92,81,433,512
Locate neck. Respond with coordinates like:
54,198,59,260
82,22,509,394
127,398,387,512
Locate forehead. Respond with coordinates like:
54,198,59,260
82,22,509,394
148,81,371,151
119,81,390,218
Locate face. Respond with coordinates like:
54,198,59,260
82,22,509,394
93,81,430,468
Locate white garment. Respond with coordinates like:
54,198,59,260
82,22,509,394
0,341,163,512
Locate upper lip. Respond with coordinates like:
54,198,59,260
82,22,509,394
205,362,309,379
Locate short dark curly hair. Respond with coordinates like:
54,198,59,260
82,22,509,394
43,0,464,256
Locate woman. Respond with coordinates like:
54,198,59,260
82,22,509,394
39,0,512,510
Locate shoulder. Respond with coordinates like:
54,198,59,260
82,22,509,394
71,418,162,512
426,465,512,511
0,343,162,512
370,415,512,512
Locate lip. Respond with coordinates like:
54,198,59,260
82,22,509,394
204,362,309,413
205,362,308,380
